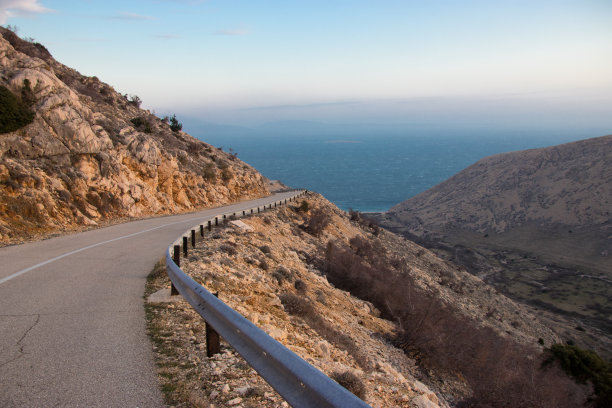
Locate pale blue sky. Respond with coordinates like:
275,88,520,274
3,0,612,132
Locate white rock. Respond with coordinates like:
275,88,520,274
411,394,439,408
235,386,249,395
227,397,243,406
264,325,287,342
315,341,330,357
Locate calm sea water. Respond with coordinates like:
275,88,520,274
195,129,594,212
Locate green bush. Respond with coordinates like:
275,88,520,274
169,114,182,132
0,85,34,134
544,344,612,407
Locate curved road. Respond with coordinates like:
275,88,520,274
0,191,301,407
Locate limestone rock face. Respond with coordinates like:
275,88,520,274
0,29,268,244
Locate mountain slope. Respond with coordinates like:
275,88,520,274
388,134,611,234
0,28,268,245
146,193,590,407
374,135,612,357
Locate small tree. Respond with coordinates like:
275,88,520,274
169,114,182,132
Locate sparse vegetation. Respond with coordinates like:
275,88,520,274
279,292,370,370
272,266,294,285
220,243,238,256
324,240,589,407
0,26,52,60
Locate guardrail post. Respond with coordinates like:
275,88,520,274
215,217,218,226
243,210,246,216
257,207,260,213
191,229,196,248
208,220,212,231
250,209,253,214
206,292,221,357
171,245,180,296
200,224,204,237
183,237,188,256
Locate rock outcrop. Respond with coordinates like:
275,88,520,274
0,28,268,244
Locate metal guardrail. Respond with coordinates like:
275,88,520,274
165,190,371,408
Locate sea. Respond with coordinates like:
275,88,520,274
194,127,600,213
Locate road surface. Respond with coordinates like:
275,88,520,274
0,191,301,407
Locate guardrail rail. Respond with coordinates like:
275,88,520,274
165,190,371,408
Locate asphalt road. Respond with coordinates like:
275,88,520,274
0,191,301,407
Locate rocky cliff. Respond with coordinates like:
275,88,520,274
0,28,268,245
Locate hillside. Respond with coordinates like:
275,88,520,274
146,193,591,407
374,135,612,357
386,134,611,234
0,28,268,245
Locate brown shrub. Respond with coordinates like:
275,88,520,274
324,241,588,407
294,279,307,293
305,208,331,236
331,371,366,400
219,243,237,256
272,266,294,285
258,258,269,271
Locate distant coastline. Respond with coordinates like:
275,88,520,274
196,130,603,212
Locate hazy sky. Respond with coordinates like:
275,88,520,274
3,0,612,132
